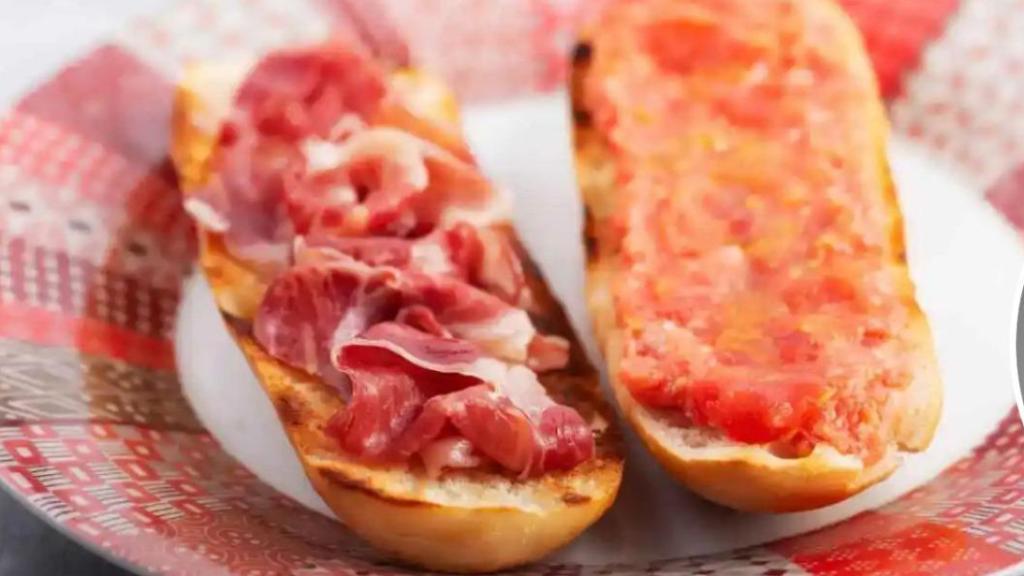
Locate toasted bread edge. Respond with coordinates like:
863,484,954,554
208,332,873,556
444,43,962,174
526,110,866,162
173,60,623,571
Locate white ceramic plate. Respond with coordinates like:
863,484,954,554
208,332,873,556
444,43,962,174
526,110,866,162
177,92,1024,563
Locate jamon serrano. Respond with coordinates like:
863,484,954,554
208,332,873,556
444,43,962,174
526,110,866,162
172,40,621,571
573,0,940,512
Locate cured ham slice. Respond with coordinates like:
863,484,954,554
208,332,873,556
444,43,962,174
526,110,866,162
185,44,388,271
193,42,592,478
290,237,559,363
253,257,582,476
186,132,305,272
234,42,386,141
253,262,402,375
303,222,527,304
191,124,502,275
290,128,497,240
332,322,593,476
255,258,566,380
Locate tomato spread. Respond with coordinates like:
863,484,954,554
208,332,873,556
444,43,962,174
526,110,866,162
583,0,920,462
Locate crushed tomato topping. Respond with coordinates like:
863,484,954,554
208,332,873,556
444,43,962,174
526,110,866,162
583,0,926,463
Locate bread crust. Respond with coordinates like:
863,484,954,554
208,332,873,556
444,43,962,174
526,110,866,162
571,0,941,513
173,62,623,572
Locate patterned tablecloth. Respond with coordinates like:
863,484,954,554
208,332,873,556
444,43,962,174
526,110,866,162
0,1,1023,575
0,2,168,574
0,487,128,574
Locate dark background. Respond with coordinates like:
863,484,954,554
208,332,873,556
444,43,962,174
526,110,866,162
0,490,129,575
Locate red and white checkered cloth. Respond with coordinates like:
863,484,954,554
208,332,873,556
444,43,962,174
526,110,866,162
0,1,1022,574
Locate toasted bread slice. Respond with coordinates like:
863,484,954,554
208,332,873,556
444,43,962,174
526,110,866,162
571,0,941,513
172,60,623,572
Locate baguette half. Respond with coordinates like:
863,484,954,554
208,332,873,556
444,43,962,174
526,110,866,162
172,58,623,572
571,0,941,512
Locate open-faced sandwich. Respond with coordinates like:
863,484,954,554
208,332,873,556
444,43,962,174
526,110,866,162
572,0,942,512
171,41,623,572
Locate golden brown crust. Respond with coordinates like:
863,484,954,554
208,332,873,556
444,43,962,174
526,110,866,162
571,0,941,513
173,62,623,571
229,324,622,572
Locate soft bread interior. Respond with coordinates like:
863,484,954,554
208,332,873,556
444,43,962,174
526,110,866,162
173,59,623,572
572,0,941,513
